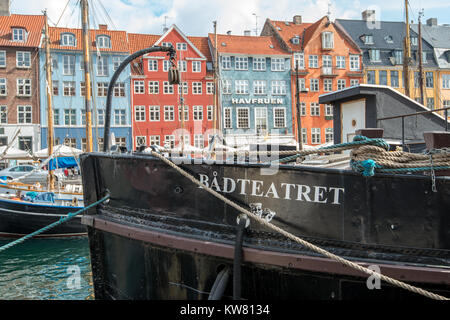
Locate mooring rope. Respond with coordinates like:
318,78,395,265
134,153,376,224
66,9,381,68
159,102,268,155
148,150,449,301
0,194,110,253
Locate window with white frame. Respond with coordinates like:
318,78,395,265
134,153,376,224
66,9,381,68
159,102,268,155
63,55,75,75
114,83,125,97
350,79,360,87
16,51,31,68
97,109,104,126
53,109,60,126
148,81,159,94
221,56,231,70
114,109,126,125
224,108,232,129
273,108,286,128
112,56,122,71
134,80,145,94
178,82,188,95
336,56,346,69
0,78,6,95
255,107,267,131
17,79,31,96
97,35,111,49
192,82,202,94
178,60,187,72
324,79,333,92
163,81,174,94
178,105,189,121
322,32,334,49
176,43,187,51
97,56,108,76
17,105,32,124
192,61,201,73
207,105,213,121
222,79,232,94
0,105,6,124
149,106,160,121
193,106,203,120
149,135,160,146
297,78,306,91
0,51,5,67
271,80,286,95
163,60,171,72
337,79,346,90
311,128,321,144
63,137,76,148
63,81,75,96
162,42,172,48
164,106,174,121
115,137,126,147
235,57,248,70
301,128,307,144
309,55,318,68
235,80,249,94
253,80,266,95
350,55,360,71
325,104,333,117
64,109,76,125
253,57,266,71
325,128,333,143
194,134,204,149
369,49,380,62
12,28,25,42
310,79,319,92
443,74,450,89
271,58,285,71
293,53,304,69
135,106,146,121
310,103,320,116
136,136,147,147
97,82,108,97
164,135,175,148
237,108,250,128
61,33,76,46
206,82,214,95
148,59,158,71
299,102,307,116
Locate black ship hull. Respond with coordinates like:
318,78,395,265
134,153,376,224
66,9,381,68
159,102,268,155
0,198,86,238
80,152,450,300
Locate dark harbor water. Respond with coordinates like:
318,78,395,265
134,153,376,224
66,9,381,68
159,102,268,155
0,237,93,300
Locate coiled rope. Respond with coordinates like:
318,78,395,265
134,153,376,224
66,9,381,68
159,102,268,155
148,149,449,301
0,194,110,253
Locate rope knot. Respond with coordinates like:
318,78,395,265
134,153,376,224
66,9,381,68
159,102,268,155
360,159,376,177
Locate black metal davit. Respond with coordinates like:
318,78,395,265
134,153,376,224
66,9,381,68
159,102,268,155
103,45,178,152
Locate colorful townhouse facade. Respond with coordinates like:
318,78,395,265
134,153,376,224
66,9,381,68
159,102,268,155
261,15,364,145
0,13,45,153
129,25,215,150
336,10,440,110
39,24,132,151
412,18,450,116
208,32,293,147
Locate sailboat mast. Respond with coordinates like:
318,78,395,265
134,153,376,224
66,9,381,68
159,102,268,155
403,0,411,98
44,10,55,190
213,21,218,134
81,0,93,152
418,9,425,105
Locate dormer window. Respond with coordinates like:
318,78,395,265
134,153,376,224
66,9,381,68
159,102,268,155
384,35,393,43
96,35,111,49
12,28,26,42
411,36,418,46
291,36,300,45
61,33,76,46
444,50,450,63
322,32,334,49
364,34,374,45
176,43,187,51
369,49,380,62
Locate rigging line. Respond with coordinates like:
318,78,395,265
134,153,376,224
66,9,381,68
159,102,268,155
87,8,100,151
54,0,72,27
96,0,117,30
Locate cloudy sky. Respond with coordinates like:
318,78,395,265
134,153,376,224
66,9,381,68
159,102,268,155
9,0,450,36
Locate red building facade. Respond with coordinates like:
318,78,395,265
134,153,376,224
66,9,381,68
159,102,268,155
129,25,214,150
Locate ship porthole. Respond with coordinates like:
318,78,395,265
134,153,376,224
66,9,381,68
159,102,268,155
174,186,183,194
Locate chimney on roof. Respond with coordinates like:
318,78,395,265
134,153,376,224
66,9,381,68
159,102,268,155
244,30,251,36
362,9,376,22
99,24,108,30
0,0,10,16
293,15,302,25
227,30,231,35
426,18,437,26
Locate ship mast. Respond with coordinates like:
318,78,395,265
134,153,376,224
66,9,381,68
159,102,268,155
403,0,411,98
43,10,55,190
418,9,425,105
81,0,93,152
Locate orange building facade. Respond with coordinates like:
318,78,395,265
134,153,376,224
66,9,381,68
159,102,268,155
262,15,364,145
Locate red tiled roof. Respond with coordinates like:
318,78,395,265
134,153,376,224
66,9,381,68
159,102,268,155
127,33,160,54
269,19,313,50
208,33,288,55
188,36,211,61
0,14,45,48
48,27,129,52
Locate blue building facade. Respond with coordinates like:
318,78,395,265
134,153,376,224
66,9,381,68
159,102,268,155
216,50,294,147
39,28,132,151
